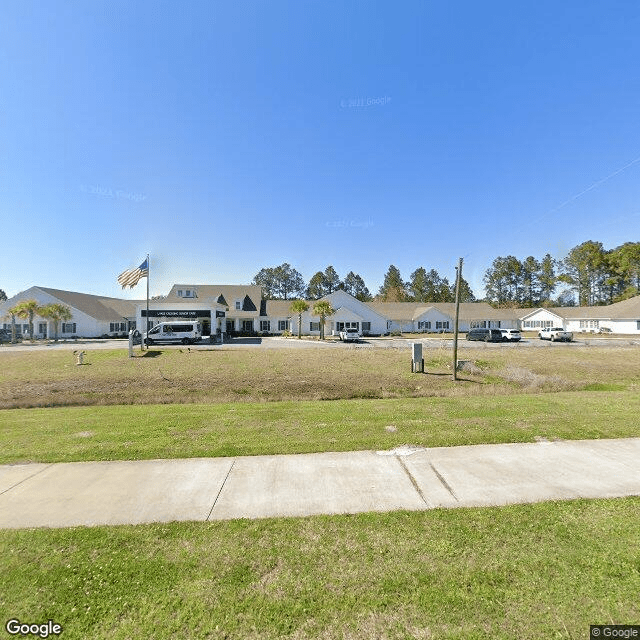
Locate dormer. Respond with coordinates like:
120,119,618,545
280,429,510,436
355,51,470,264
177,289,197,298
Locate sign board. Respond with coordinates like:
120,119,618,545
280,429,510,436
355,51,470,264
141,310,211,318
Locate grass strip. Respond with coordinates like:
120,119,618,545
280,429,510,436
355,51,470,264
1,391,639,464
1,498,638,639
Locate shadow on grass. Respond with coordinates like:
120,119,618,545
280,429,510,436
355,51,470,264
140,350,162,358
416,371,485,384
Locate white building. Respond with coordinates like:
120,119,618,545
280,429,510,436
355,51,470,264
520,296,640,334
0,287,140,339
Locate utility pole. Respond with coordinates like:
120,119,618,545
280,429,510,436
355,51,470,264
452,257,463,381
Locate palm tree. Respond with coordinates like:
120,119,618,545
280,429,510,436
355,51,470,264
1,310,17,343
312,300,334,340
289,299,309,339
39,303,72,342
9,300,41,341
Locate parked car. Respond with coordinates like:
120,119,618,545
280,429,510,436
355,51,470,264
500,329,521,342
539,327,573,342
0,329,12,343
339,327,361,342
466,328,504,342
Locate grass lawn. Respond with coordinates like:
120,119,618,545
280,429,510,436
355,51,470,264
1,498,638,639
1,391,639,464
0,344,638,409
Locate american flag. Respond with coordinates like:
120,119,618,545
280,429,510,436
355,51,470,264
117,258,149,288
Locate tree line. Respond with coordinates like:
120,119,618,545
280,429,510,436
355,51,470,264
484,241,640,307
252,264,475,303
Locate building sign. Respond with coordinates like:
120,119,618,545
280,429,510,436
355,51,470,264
216,310,226,318
141,310,211,318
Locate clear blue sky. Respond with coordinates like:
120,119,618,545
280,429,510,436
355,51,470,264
2,1,639,300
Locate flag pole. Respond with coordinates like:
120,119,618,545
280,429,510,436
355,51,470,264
146,253,150,350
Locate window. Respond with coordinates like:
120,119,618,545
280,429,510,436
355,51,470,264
62,323,76,333
417,321,431,330
110,322,127,332
235,300,242,310
310,322,320,331
177,290,183,297
362,322,371,332
38,323,47,333
337,321,359,331
436,321,449,330
637,321,640,330
278,320,289,331
241,320,253,331
260,320,270,331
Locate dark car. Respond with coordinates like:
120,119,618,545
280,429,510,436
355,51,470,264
0,329,13,343
466,328,504,342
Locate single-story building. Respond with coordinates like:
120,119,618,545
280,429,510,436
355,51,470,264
520,296,640,334
0,287,140,339
3,283,639,340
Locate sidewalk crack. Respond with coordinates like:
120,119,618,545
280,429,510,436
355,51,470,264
430,463,458,502
206,459,235,521
396,456,429,506
0,464,54,497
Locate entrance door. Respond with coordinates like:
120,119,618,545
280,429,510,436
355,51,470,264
226,320,234,335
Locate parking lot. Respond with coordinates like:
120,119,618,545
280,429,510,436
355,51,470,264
2,335,639,353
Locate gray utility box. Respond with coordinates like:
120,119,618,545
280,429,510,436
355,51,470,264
411,342,424,373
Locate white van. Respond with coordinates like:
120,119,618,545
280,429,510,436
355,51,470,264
143,321,202,345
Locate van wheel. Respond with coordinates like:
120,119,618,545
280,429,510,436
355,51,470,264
181,338,189,345
145,338,153,346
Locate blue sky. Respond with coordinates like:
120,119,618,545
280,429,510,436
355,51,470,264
2,1,639,300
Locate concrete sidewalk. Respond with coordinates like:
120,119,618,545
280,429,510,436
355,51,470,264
1,438,639,529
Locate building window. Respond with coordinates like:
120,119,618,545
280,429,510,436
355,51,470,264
241,320,253,332
260,320,270,332
436,321,449,330
417,321,431,330
109,322,127,332
235,300,242,310
38,323,47,333
310,322,320,332
278,320,289,331
62,323,76,334
362,322,371,332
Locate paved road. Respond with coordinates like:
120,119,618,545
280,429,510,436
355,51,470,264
2,336,639,352
1,438,638,529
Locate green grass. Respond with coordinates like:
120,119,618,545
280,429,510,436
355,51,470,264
1,345,639,409
1,498,638,639
1,391,639,464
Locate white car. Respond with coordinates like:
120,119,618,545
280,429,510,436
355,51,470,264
539,327,573,342
500,329,521,342
339,327,361,342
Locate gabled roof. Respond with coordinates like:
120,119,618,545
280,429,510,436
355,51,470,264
264,300,297,317
368,301,498,321
166,285,263,315
37,287,140,321
604,295,640,319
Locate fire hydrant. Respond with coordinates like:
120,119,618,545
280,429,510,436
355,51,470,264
75,351,85,366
